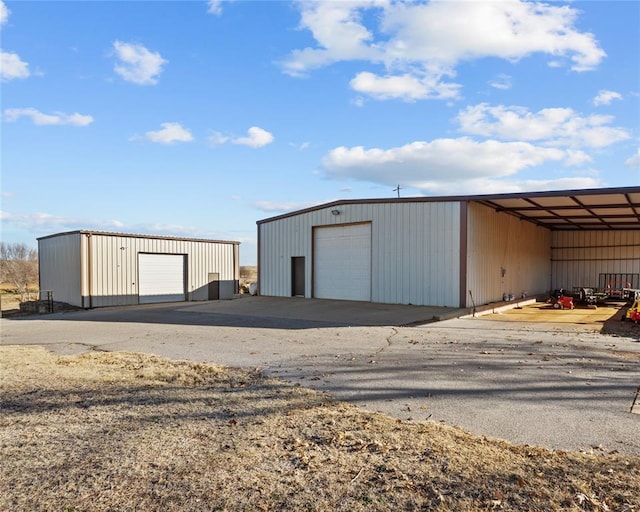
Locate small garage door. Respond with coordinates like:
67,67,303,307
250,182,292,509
138,253,186,304
314,223,371,301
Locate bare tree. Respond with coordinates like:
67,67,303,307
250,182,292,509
0,243,38,301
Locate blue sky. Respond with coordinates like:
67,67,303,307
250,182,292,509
1,0,638,264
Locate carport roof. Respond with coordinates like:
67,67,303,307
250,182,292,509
257,186,640,231
471,186,640,231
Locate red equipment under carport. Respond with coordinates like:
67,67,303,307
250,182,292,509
549,289,575,310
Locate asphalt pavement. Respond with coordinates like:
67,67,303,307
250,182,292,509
2,296,639,455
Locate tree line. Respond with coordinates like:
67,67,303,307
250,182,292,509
0,242,38,301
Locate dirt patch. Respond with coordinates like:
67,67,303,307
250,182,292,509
1,345,638,512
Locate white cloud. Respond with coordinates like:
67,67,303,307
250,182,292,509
207,0,237,16
456,103,630,148
0,211,125,233
252,200,327,213
351,96,366,108
207,0,223,15
4,107,93,126
0,0,9,25
208,131,230,145
283,1,605,101
209,127,273,148
1,51,30,80
282,1,382,77
563,149,592,167
112,41,167,85
415,176,603,196
0,210,239,242
144,122,193,144
379,1,605,71
593,89,622,106
233,126,274,148
489,74,512,91
624,149,640,168
350,71,460,101
289,141,310,151
322,138,565,188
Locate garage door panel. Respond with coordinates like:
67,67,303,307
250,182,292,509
314,224,371,301
138,254,186,304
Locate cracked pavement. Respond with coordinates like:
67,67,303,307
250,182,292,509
1,297,639,455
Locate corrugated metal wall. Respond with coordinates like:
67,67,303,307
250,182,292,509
551,230,640,290
260,213,314,298
40,231,238,308
259,201,461,307
465,203,551,307
87,233,238,307
373,202,460,306
38,232,83,307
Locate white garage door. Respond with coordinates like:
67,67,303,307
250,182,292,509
314,223,371,301
138,253,186,304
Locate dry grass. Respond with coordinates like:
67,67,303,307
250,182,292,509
0,283,38,314
1,345,638,512
0,292,21,313
1,284,20,313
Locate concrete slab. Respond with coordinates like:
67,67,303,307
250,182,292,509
173,295,468,327
481,301,622,328
1,296,639,455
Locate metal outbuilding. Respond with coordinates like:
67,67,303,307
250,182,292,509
38,230,240,308
257,187,640,308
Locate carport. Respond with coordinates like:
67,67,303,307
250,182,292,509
473,187,640,292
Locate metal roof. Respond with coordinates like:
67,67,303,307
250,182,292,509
471,187,640,231
257,186,640,230
37,229,240,245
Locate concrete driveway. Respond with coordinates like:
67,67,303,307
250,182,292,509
2,296,639,455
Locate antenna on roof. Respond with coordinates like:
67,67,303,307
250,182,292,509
393,184,402,198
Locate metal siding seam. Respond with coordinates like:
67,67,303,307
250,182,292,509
416,202,423,304
256,224,265,293
393,204,400,302
410,203,418,304
234,243,239,294
267,223,274,295
87,233,93,308
383,203,390,302
311,224,317,298
407,203,415,304
459,201,468,308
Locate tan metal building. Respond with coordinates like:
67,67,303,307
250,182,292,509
38,230,240,308
257,187,640,308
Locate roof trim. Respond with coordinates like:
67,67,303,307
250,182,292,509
256,186,640,230
37,229,240,245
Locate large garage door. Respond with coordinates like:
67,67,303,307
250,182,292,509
138,253,186,304
314,223,371,301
